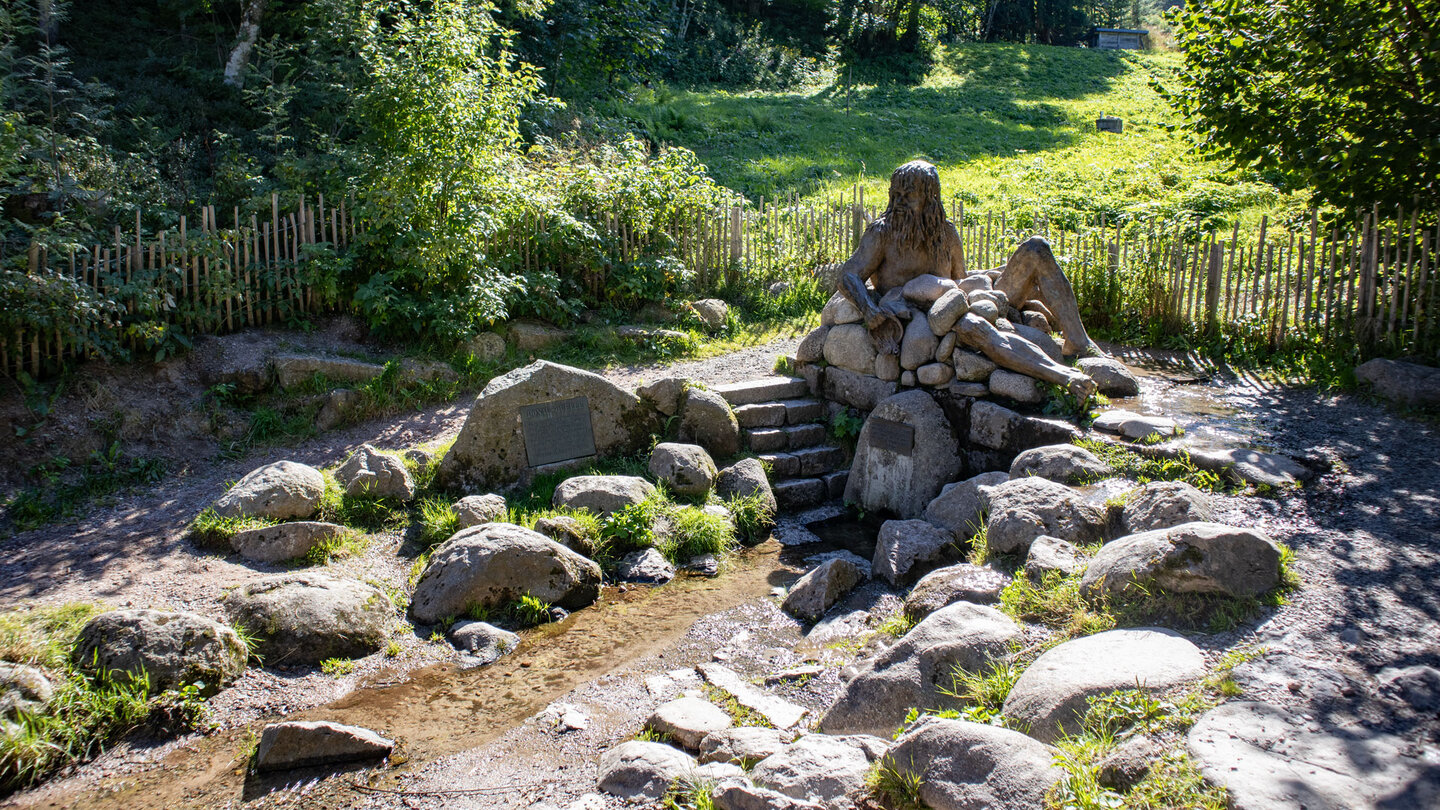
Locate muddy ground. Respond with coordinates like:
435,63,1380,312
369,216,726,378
1,334,1438,809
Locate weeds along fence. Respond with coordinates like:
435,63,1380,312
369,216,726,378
2,195,356,378
6,188,1439,379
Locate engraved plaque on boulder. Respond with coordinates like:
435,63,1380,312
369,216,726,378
520,396,596,466
868,417,914,456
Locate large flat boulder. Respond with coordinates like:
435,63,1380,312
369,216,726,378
409,523,602,623
845,390,964,520
985,477,1106,556
231,521,346,563
1121,481,1213,533
72,609,246,695
224,574,393,665
1008,444,1110,484
1001,628,1205,742
819,602,1021,737
212,460,325,520
647,697,733,750
1187,701,1440,809
1081,521,1282,601
437,361,658,491
882,716,1062,810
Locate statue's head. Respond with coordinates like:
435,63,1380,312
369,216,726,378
882,160,947,254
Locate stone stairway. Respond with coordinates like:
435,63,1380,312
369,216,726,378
714,377,851,511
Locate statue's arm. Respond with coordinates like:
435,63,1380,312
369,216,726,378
837,228,886,318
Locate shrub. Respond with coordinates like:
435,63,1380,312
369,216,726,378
659,505,736,563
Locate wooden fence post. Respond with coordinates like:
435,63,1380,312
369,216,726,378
1205,240,1223,335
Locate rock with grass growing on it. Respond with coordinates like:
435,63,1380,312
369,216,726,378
454,493,507,530
715,458,777,536
904,563,1012,619
690,298,729,331
72,609,247,695
223,574,393,665
335,445,415,501
782,557,864,622
552,475,657,518
0,662,53,725
254,720,393,771
534,515,595,557
229,521,348,564
1081,521,1282,601
818,601,1021,738
212,460,326,520
1009,444,1111,485
649,442,718,498
985,476,1106,556
408,523,602,624
1121,480,1214,534
647,696,733,750
880,715,1062,810
1002,628,1206,743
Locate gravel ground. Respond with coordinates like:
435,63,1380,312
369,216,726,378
4,339,1439,808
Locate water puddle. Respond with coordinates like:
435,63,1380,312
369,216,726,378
26,543,797,810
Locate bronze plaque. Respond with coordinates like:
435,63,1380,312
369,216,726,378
520,396,596,466
868,417,914,456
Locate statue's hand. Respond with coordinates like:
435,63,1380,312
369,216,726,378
867,311,903,355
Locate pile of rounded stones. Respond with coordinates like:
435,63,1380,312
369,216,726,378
795,271,1138,406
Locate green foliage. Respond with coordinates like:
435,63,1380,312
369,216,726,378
999,570,1117,639
659,505,737,564
314,471,411,532
319,657,356,677
599,496,666,559
1163,0,1439,214
0,605,213,792
941,657,1023,725
186,508,274,552
463,592,554,629
4,443,166,532
725,492,777,543
1072,438,1225,492
878,611,918,638
304,528,369,566
417,496,461,549
865,760,927,810
349,0,539,341
830,408,865,444
701,683,773,728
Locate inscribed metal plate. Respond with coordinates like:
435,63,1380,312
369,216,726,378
868,417,914,456
520,396,596,467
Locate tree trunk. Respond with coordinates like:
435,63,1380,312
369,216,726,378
223,0,268,89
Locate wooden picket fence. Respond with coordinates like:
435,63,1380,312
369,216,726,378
3,194,356,378
6,186,1438,379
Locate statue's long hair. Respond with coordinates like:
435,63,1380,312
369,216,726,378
876,160,948,257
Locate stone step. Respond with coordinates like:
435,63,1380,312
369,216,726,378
760,445,848,478
744,424,828,453
779,398,825,425
734,402,787,429
715,377,809,407
774,477,827,511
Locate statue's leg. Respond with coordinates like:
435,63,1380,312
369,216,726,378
997,237,1105,357
956,314,1097,400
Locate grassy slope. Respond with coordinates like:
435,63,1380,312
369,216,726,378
616,43,1297,229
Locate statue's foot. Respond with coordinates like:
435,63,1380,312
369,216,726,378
1065,373,1098,402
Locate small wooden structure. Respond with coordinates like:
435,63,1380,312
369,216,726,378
1090,28,1146,50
